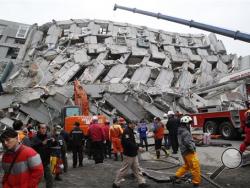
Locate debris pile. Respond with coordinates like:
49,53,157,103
0,19,249,127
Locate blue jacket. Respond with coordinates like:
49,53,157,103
137,123,148,139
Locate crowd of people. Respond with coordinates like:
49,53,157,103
1,109,249,188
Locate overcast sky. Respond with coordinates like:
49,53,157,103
1,0,250,56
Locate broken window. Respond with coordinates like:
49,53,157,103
126,56,143,65
107,52,121,60
63,29,70,37
116,35,126,45
191,48,198,55
150,57,164,65
16,25,29,39
6,47,19,59
175,46,181,53
137,37,149,48
172,37,176,44
98,23,109,35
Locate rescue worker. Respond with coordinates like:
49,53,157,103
162,113,170,149
32,123,54,188
102,119,112,158
12,120,31,146
137,119,148,151
51,125,65,181
240,109,250,153
89,116,105,164
59,126,69,172
1,128,44,188
70,121,84,168
171,115,201,187
113,121,147,188
110,118,124,161
166,111,179,154
119,117,126,130
153,117,165,159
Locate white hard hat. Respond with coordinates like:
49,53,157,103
167,111,175,115
180,116,192,123
163,113,168,118
92,116,98,121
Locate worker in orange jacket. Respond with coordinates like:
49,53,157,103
110,118,123,161
153,117,165,159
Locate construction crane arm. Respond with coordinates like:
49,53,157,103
74,80,89,116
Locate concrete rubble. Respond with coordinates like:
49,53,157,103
0,19,249,127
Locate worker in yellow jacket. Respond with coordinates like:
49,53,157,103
171,116,201,187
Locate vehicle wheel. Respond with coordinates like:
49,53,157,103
220,122,236,140
204,121,217,135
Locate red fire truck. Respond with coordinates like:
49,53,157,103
190,83,250,140
190,107,248,139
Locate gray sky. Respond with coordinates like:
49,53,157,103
1,0,250,56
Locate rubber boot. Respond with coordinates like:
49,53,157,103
156,150,160,159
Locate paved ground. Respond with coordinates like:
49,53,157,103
38,138,250,188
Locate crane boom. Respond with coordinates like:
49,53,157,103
114,4,250,43
74,80,89,116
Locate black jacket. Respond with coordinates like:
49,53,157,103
32,132,55,166
166,117,180,135
121,127,138,157
70,126,84,146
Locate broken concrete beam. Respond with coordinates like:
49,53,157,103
79,60,105,83
107,83,128,93
69,24,82,38
154,69,174,92
239,55,250,70
73,49,90,65
55,62,81,86
130,66,151,85
216,60,228,73
200,59,212,73
104,93,146,121
87,43,107,54
84,36,97,44
0,94,15,110
197,48,209,56
175,70,194,91
150,44,165,59
103,64,128,83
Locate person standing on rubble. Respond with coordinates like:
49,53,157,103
113,121,147,188
152,117,165,159
1,127,44,188
69,122,84,168
110,118,124,161
171,115,201,187
166,111,179,154
137,119,148,151
89,116,105,164
32,123,55,188
102,119,112,158
240,109,250,153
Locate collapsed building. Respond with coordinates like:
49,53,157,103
0,18,249,128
